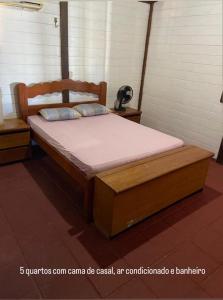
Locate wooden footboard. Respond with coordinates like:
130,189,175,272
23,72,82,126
93,145,213,238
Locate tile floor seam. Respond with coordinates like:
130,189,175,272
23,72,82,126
103,273,159,299
0,170,80,298
191,238,221,264
0,202,44,299
36,162,81,208
1,168,76,238
135,276,159,298
198,265,223,297
126,238,219,290
119,225,187,267
169,220,221,240
140,276,166,299
192,283,213,298
204,214,223,235
182,282,213,299
59,235,103,298
121,253,160,298
40,208,123,298
89,273,132,298
25,161,79,214
148,239,187,267
84,264,130,298
190,240,222,284
141,273,206,299
1,159,223,299
50,227,103,298
102,277,134,298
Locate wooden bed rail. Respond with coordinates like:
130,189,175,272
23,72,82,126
16,79,107,120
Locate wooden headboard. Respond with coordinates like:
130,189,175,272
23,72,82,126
16,79,107,120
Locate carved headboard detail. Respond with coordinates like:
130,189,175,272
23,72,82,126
16,79,107,120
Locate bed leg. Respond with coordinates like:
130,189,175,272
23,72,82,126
27,143,32,159
83,180,94,223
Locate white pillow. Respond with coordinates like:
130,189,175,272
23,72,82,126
39,107,81,121
73,103,110,117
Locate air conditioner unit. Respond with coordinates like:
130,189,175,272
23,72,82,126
0,0,43,10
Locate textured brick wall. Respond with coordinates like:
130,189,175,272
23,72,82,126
0,0,61,116
141,0,223,156
68,0,148,108
0,0,147,115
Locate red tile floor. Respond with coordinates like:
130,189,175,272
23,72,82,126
0,149,223,299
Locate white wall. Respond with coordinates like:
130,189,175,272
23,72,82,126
68,0,148,108
68,1,108,102
3,0,221,157
141,0,223,155
69,1,108,83
0,0,147,115
0,0,61,117
105,0,148,108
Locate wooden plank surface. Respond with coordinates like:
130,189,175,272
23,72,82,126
60,1,70,103
0,146,30,164
138,1,156,110
110,159,209,236
16,79,107,120
97,146,213,193
94,153,211,237
0,119,29,134
125,115,141,123
110,107,142,117
97,146,190,178
0,132,30,150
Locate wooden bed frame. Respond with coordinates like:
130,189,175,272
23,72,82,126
17,79,106,221
16,79,213,231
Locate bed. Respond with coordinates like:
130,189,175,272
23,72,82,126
17,79,213,237
28,113,184,178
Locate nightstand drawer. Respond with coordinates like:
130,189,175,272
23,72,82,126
125,115,141,123
0,146,30,164
0,131,30,150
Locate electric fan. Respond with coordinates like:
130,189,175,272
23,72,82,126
114,85,133,111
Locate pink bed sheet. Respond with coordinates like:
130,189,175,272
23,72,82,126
28,113,184,178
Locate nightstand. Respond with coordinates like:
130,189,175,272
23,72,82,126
0,119,30,165
110,107,142,123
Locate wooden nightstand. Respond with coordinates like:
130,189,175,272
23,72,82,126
110,107,142,123
0,119,30,165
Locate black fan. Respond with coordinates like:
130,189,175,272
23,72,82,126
114,85,133,111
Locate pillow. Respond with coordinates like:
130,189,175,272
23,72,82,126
39,107,81,121
73,103,110,117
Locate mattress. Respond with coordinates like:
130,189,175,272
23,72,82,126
28,113,184,178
